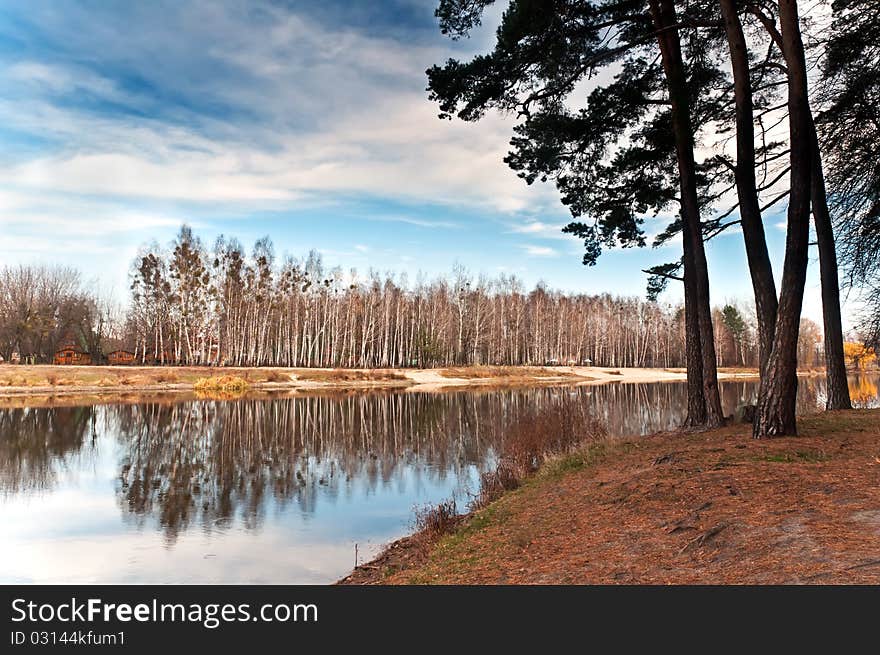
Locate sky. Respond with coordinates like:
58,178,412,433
0,0,839,324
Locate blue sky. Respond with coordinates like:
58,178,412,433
0,0,836,323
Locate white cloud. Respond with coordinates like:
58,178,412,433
0,3,561,217
509,220,568,240
364,215,460,229
521,245,559,258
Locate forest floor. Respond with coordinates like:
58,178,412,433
340,409,880,584
0,363,767,402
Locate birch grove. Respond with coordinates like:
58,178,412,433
125,227,693,368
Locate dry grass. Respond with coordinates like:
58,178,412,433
0,364,408,392
412,499,460,546
440,366,575,379
294,369,407,382
0,365,253,389
350,409,880,585
263,369,290,382
193,375,250,392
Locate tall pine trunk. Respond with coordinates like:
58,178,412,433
683,224,707,426
754,0,813,438
809,117,852,410
650,0,724,427
720,0,779,376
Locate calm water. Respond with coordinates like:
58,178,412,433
1,375,877,584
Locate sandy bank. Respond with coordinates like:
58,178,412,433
0,364,771,401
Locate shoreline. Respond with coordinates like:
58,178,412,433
340,408,880,584
0,364,770,401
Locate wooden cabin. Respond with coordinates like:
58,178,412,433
106,349,136,365
100,338,138,366
53,346,92,365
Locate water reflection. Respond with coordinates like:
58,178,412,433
0,406,96,494
113,394,510,542
848,375,879,406
0,374,877,583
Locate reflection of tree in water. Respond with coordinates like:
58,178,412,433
566,376,836,434
849,375,880,407
0,406,95,494
717,377,824,418
7,375,876,542
113,391,581,542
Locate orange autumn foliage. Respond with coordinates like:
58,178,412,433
843,342,877,370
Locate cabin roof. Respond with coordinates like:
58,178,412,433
55,345,86,353
100,337,135,353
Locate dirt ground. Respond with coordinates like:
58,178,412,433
341,409,880,585
0,363,763,399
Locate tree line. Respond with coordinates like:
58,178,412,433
1,250,832,372
126,227,691,368
426,0,879,436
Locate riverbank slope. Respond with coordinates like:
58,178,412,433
341,409,880,584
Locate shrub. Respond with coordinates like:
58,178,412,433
470,403,605,510
471,462,520,510
193,375,250,393
405,400,607,547
412,498,459,544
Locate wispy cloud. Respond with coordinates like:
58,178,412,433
0,1,560,215
521,245,559,258
509,220,568,240
364,214,460,229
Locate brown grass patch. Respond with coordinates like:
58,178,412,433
440,366,574,379
295,369,406,382
263,369,290,382
193,375,250,393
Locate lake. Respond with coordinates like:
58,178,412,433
1,374,878,583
